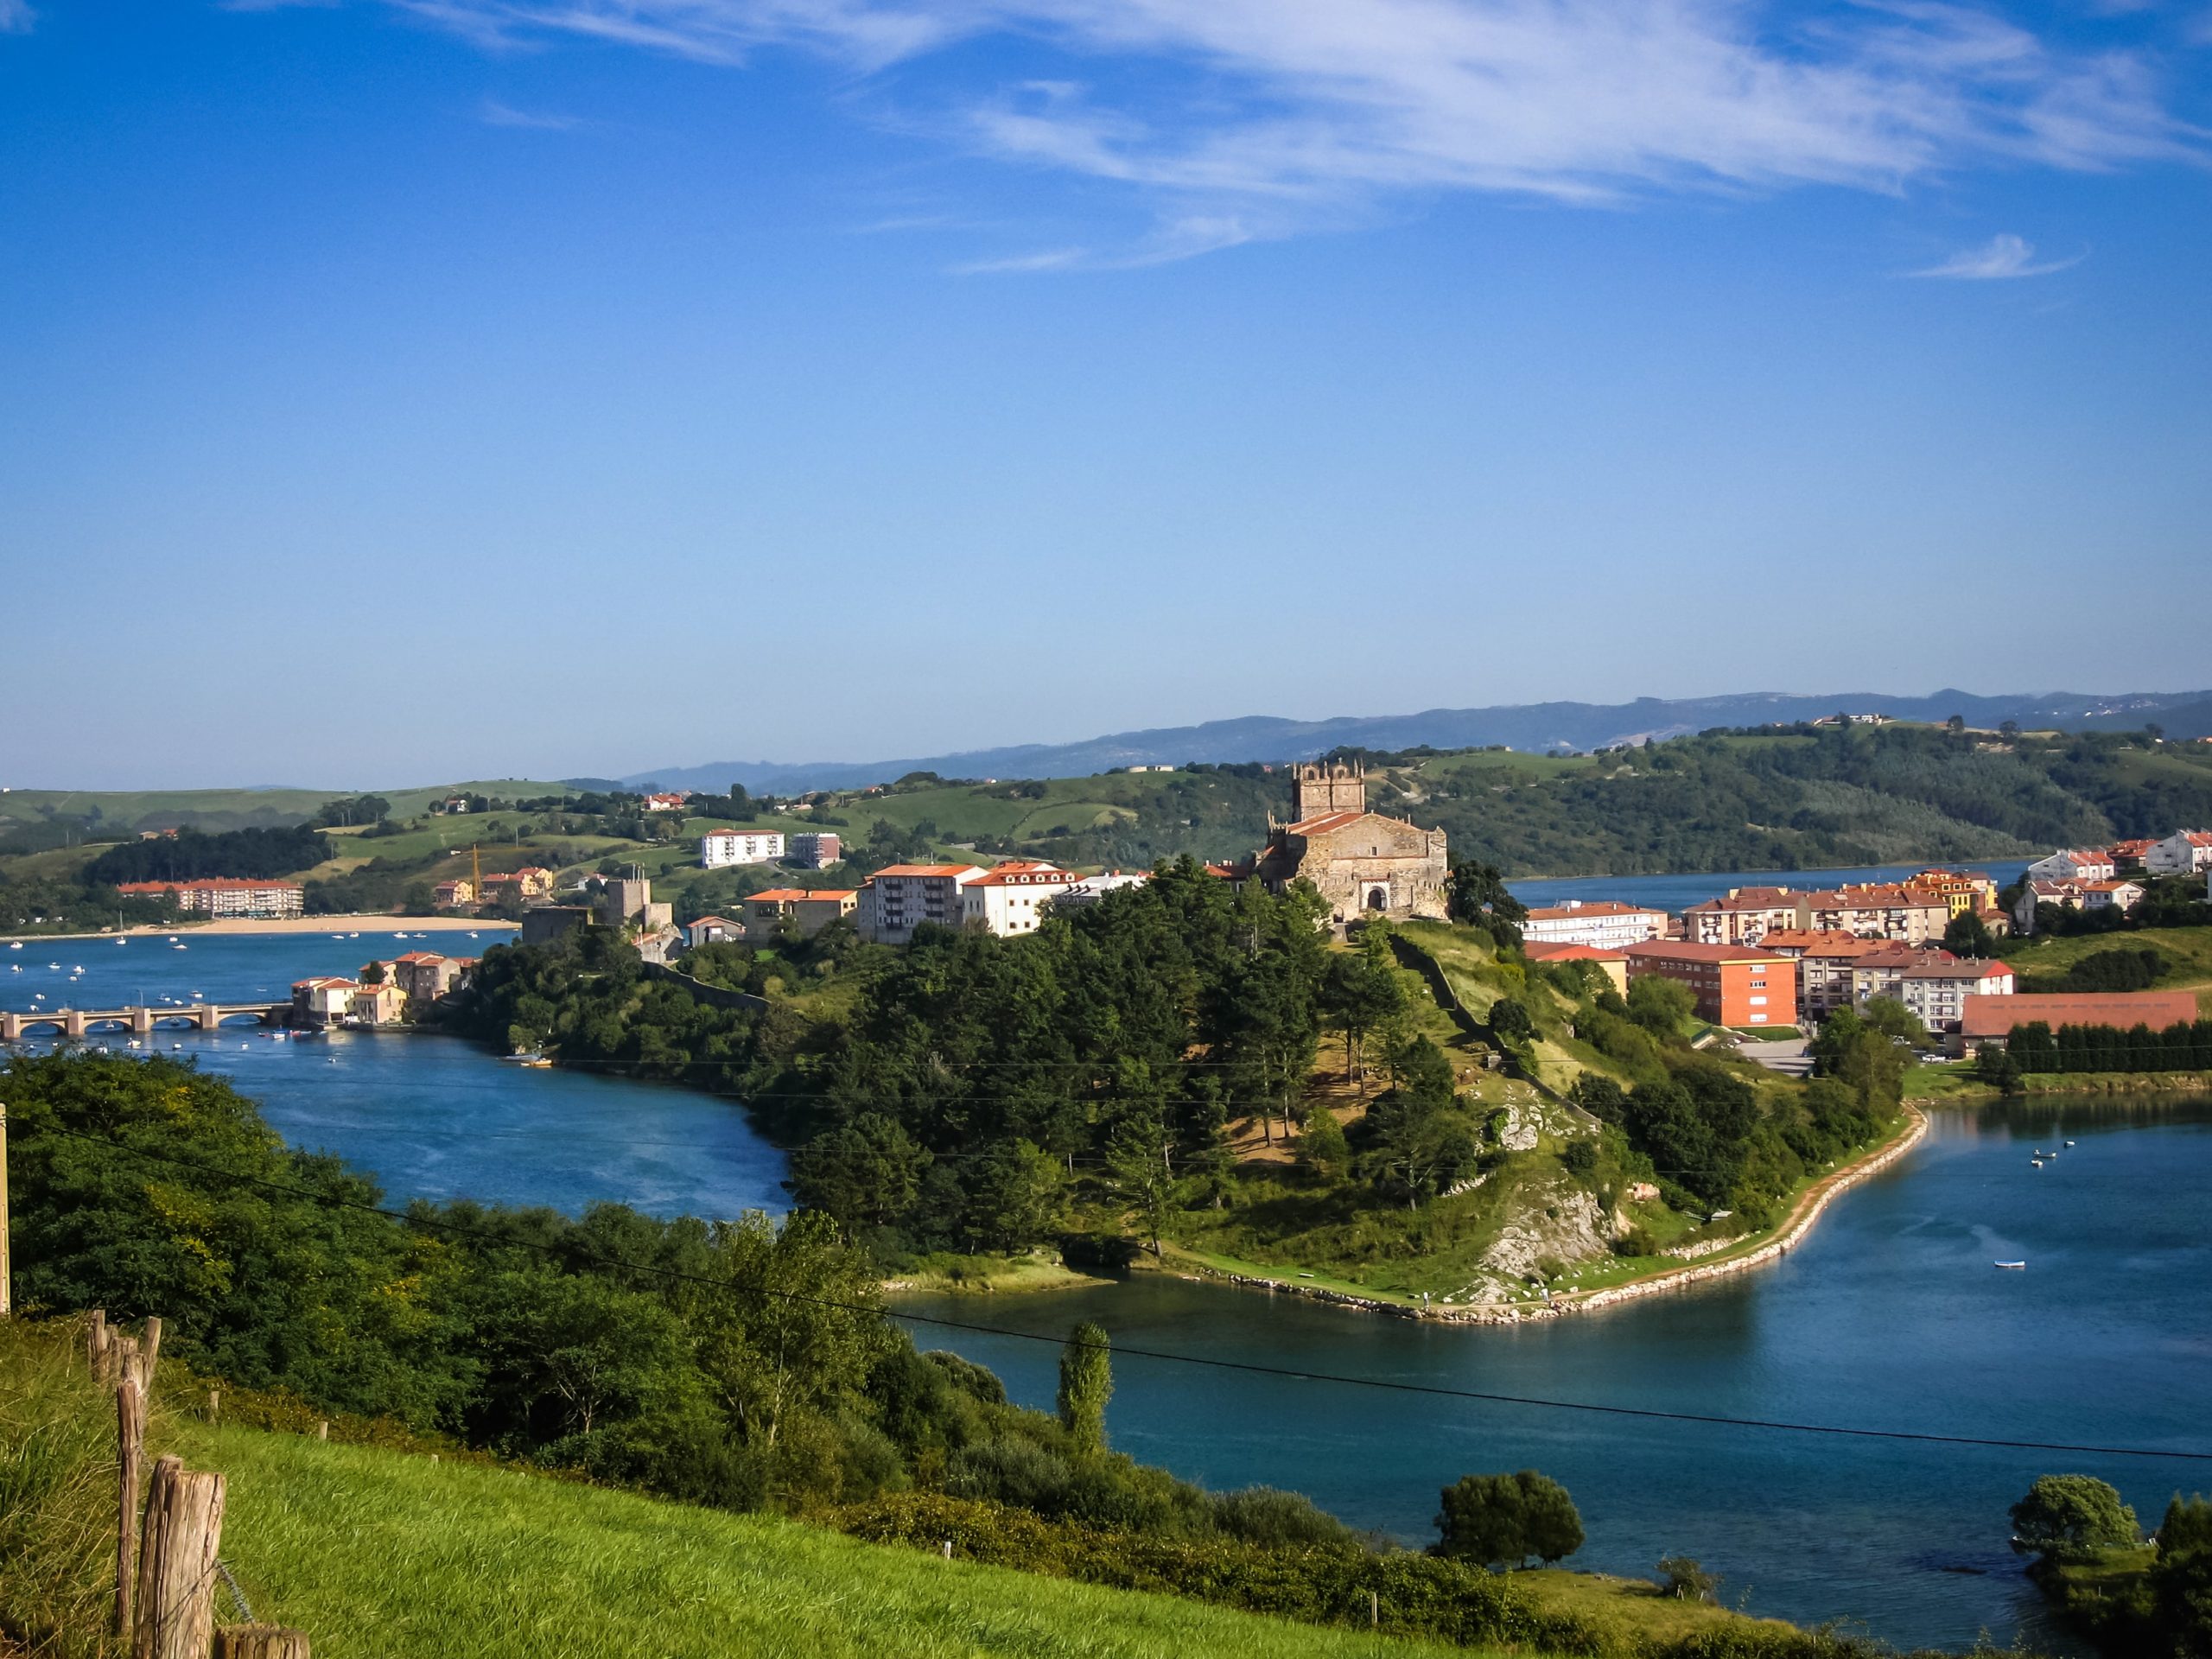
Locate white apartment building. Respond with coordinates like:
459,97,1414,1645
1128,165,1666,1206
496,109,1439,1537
961,861,1080,937
700,829,786,868
1520,899,1668,950
2145,830,2212,876
1897,958,2014,1033
855,864,985,944
2025,848,2117,884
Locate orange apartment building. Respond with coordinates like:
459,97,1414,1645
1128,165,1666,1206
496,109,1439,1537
1622,940,1798,1028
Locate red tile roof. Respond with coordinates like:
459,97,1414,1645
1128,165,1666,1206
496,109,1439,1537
1961,990,2198,1038
1522,943,1626,963
1623,941,1789,964
872,864,982,879
1283,810,1363,836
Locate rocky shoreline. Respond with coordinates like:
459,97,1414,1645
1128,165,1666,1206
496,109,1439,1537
1169,1106,1930,1326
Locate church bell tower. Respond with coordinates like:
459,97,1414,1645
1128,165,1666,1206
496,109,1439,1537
1293,760,1368,820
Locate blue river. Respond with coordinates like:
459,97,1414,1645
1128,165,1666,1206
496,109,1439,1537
6,925,2203,1654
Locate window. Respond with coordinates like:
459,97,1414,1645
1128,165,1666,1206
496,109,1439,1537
1749,995,1767,1006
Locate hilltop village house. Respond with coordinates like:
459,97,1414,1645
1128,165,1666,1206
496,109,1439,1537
1242,763,1450,924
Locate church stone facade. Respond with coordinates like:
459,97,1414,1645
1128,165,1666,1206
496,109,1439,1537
1249,762,1449,924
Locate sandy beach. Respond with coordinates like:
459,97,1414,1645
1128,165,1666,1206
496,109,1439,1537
9,914,521,943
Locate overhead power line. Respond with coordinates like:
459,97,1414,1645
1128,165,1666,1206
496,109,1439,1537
21,1118,2212,1466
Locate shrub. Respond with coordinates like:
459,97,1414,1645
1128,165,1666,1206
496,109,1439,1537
1659,1554,1720,1602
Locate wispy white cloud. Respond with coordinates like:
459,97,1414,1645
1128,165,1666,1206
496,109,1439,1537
1910,232,2084,277
479,98,582,129
333,1,2208,257
0,0,37,35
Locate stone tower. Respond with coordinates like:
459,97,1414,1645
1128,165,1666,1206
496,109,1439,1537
1293,760,1368,821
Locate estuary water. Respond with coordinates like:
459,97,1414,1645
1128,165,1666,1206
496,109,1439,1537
0,928,789,1217
9,931,2208,1652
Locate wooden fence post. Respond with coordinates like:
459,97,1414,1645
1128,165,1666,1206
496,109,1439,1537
116,1351,147,1637
315,1421,327,1443
141,1315,163,1392
133,1454,226,1659
213,1627,310,1658
89,1308,108,1378
207,1389,219,1427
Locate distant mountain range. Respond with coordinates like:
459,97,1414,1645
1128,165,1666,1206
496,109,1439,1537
613,688,2212,797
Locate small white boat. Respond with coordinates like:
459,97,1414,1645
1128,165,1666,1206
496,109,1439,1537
331,933,346,940
173,943,187,950
1995,1260,2026,1270
2031,1158,2044,1167
115,937,126,944
2064,1139,2075,1147
6,941,19,950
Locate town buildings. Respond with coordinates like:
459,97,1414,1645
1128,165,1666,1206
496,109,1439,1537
855,864,987,944
2025,848,2117,884
701,829,787,868
1245,763,1449,924
2013,878,2145,932
1682,881,1961,946
1751,931,1886,1019
1621,940,1797,1027
2145,830,2212,876
1056,871,1153,906
785,832,842,868
1681,888,1800,946
961,861,1081,936
740,888,861,941
478,867,554,906
683,915,741,948
1520,899,1667,950
641,793,688,813
115,879,304,919
433,879,475,909
389,950,474,1005
1893,956,2013,1033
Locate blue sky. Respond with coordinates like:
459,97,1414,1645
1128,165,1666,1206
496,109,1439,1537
2,0,2208,788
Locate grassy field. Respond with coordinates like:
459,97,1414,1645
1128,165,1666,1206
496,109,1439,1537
177,1425,1496,1659
1999,924,2212,1014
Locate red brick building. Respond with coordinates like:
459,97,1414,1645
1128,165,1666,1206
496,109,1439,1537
1622,940,1797,1028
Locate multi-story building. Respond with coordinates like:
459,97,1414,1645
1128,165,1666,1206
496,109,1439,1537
477,867,556,906
2107,838,2158,872
785,832,842,869
1681,888,1800,946
348,981,407,1027
1901,868,2000,918
1622,941,1796,1027
2025,848,2117,884
740,888,861,940
1520,899,1668,950
1796,884,1953,944
701,829,786,868
1056,871,1153,906
390,951,474,1006
855,864,986,944
433,879,475,909
961,861,1080,937
2014,878,2145,932
2145,830,2212,876
290,976,363,1026
1753,930,1887,1019
117,879,304,919
1897,957,2013,1034
642,793,689,813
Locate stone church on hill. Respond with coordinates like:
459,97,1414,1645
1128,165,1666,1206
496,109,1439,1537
1249,761,1449,924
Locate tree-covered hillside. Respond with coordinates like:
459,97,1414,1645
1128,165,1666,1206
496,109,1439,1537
841,727,2212,877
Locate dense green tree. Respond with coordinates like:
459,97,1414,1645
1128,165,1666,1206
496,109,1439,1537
1625,973,1696,1036
1488,996,1535,1042
1434,1471,1584,1569
788,1115,931,1235
1296,1105,1351,1182
1943,909,1997,958
2012,1475,2140,1562
1445,861,1528,944
1858,996,1928,1045
1057,1322,1113,1453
